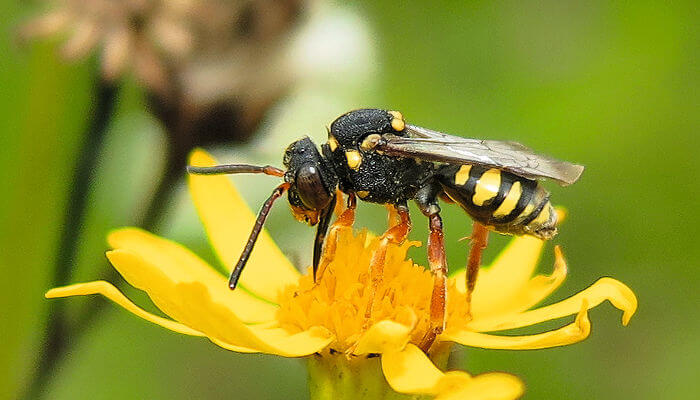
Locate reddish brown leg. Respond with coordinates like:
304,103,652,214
465,222,489,318
419,211,448,352
363,203,412,328
315,193,356,283
386,204,401,227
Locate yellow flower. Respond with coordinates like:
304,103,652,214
47,149,637,400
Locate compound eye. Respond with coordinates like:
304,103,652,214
295,164,331,210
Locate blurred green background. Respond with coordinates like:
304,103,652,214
1,0,697,399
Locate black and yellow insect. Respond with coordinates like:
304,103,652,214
188,108,584,347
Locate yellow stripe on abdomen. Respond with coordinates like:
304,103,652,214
454,165,472,185
493,181,522,217
472,168,501,206
517,202,537,223
530,203,552,225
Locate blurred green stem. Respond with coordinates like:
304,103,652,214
22,79,118,400
23,108,186,400
23,69,193,398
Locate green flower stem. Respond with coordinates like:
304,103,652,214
308,346,451,400
308,354,415,400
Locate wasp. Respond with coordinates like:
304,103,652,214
188,109,584,349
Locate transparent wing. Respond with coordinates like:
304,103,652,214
376,124,584,186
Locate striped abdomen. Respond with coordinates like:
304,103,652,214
437,164,557,239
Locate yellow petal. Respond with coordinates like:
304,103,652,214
188,149,299,302
443,301,591,350
436,372,524,400
458,235,545,317
246,326,334,358
503,246,568,313
45,281,273,353
462,245,568,320
210,338,260,353
456,208,569,319
382,344,443,394
46,281,204,336
107,228,277,324
382,344,523,399
353,320,413,355
106,249,333,357
468,277,637,332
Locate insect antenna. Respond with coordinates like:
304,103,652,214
228,182,291,289
187,163,285,177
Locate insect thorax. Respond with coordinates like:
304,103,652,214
324,109,434,204
324,144,435,204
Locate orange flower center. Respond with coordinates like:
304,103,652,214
276,227,469,353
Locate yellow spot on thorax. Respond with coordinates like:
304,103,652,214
388,110,403,120
454,165,472,185
472,169,501,206
388,110,405,131
356,190,369,199
346,150,362,170
493,181,522,217
328,136,339,152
